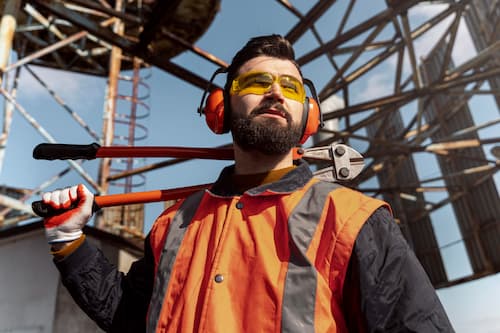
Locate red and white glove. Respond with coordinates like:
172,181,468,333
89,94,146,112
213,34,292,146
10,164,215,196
42,184,94,244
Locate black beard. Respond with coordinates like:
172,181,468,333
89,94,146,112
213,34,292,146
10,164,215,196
230,101,303,155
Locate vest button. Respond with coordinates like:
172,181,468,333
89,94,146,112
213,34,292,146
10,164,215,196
214,274,224,283
235,202,244,209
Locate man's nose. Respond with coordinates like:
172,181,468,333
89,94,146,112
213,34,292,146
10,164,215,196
265,82,285,102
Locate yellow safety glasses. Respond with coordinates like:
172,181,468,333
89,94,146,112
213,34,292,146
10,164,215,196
230,71,306,103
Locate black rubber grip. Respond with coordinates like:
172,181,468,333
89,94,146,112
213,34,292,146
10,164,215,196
33,143,101,160
32,200,100,217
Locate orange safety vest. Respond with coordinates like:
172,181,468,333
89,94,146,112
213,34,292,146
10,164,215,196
147,174,388,332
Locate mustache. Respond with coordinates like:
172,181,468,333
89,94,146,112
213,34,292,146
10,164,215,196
250,101,291,121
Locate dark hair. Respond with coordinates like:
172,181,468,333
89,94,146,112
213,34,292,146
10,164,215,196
224,34,301,96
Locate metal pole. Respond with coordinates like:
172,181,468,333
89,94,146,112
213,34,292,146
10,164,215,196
0,0,21,175
96,0,124,228
0,0,19,72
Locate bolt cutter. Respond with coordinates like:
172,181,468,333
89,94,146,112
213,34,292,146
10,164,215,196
32,142,364,217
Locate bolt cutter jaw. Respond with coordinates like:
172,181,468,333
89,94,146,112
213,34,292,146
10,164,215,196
300,143,365,182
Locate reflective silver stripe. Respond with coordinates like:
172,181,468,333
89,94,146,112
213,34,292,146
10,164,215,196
147,190,205,333
282,181,338,333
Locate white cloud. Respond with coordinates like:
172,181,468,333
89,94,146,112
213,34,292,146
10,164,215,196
19,67,79,94
387,3,479,79
451,20,477,66
410,3,447,19
14,66,107,122
361,72,393,101
17,66,105,106
453,315,500,333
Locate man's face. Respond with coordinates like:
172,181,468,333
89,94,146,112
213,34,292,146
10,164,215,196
229,56,305,155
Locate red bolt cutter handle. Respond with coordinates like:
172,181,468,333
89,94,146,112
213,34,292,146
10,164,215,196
32,143,235,160
31,183,211,217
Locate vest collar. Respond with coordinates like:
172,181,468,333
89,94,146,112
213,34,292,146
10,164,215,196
209,159,313,197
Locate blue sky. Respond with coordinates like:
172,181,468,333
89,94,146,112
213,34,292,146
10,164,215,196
0,1,499,331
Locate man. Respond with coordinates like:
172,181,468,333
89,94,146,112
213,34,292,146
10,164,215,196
41,35,453,332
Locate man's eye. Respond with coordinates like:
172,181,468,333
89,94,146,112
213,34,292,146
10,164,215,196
281,82,298,92
249,76,273,87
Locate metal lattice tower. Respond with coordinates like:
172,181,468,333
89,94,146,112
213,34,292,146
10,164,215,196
0,0,498,288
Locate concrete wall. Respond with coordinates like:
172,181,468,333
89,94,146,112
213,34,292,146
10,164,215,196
0,224,142,333
0,228,57,333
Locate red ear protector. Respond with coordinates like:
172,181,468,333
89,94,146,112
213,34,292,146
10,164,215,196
300,78,323,144
198,68,228,135
198,69,324,144
203,87,226,134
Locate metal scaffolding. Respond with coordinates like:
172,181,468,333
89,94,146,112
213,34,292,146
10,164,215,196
0,0,498,288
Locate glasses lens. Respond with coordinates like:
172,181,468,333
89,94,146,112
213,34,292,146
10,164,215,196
231,71,305,103
234,72,273,94
278,75,305,102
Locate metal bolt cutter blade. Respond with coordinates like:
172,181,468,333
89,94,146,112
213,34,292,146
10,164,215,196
300,144,365,182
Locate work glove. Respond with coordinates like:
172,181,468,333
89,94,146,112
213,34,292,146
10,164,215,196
42,184,94,244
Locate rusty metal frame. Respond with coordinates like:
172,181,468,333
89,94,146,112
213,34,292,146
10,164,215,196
0,0,498,287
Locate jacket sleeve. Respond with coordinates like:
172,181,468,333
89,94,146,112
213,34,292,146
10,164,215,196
343,207,454,333
54,234,154,333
